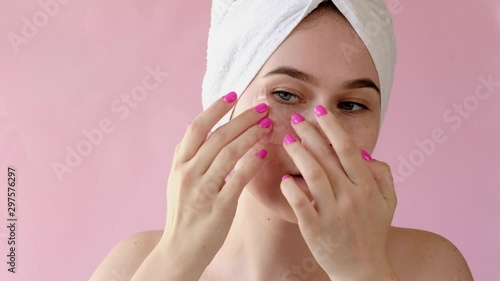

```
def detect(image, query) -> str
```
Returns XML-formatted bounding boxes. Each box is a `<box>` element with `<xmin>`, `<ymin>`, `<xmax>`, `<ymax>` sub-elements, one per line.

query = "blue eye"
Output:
<box><xmin>338</xmin><ymin>101</ymin><xmax>368</xmax><ymax>112</ymax></box>
<box><xmin>272</xmin><ymin>91</ymin><xmax>302</xmax><ymax>106</ymax></box>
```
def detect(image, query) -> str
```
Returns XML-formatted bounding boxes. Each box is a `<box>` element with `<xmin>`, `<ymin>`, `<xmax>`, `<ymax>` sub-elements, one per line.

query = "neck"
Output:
<box><xmin>211</xmin><ymin>188</ymin><xmax>330</xmax><ymax>281</ymax></box>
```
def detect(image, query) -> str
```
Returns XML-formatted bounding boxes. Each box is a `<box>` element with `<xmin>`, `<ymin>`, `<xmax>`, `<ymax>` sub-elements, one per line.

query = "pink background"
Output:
<box><xmin>0</xmin><ymin>0</ymin><xmax>499</xmax><ymax>280</ymax></box>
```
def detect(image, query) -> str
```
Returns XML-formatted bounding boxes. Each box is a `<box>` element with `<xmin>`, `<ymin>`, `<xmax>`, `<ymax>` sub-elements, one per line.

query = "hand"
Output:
<box><xmin>159</xmin><ymin>91</ymin><xmax>272</xmax><ymax>274</ymax></box>
<box><xmin>280</xmin><ymin>105</ymin><xmax>398</xmax><ymax>280</ymax></box>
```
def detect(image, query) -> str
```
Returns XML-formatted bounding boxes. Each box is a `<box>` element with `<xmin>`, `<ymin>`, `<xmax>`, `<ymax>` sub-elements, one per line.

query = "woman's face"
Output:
<box><xmin>231</xmin><ymin>11</ymin><xmax>381</xmax><ymax>223</ymax></box>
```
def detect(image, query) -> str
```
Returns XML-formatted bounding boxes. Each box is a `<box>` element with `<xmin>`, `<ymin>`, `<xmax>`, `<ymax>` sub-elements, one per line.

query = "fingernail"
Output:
<box><xmin>361</xmin><ymin>149</ymin><xmax>372</xmax><ymax>162</ymax></box>
<box><xmin>254</xmin><ymin>102</ymin><xmax>268</xmax><ymax>113</ymax></box>
<box><xmin>282</xmin><ymin>174</ymin><xmax>291</xmax><ymax>180</ymax></box>
<box><xmin>283</xmin><ymin>134</ymin><xmax>296</xmax><ymax>144</ymax></box>
<box><xmin>314</xmin><ymin>104</ymin><xmax>327</xmax><ymax>117</ymax></box>
<box><xmin>223</xmin><ymin>91</ymin><xmax>237</xmax><ymax>103</ymax></box>
<box><xmin>291</xmin><ymin>113</ymin><xmax>305</xmax><ymax>124</ymax></box>
<box><xmin>258</xmin><ymin>117</ymin><xmax>272</xmax><ymax>128</ymax></box>
<box><xmin>257</xmin><ymin>149</ymin><xmax>268</xmax><ymax>159</ymax></box>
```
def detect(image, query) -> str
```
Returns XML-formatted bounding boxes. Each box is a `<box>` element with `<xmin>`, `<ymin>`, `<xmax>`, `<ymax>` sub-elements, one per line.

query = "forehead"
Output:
<box><xmin>257</xmin><ymin>12</ymin><xmax>380</xmax><ymax>89</ymax></box>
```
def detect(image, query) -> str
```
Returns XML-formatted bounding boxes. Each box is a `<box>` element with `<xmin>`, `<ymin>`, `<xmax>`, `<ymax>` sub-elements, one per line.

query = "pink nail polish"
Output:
<box><xmin>361</xmin><ymin>149</ymin><xmax>372</xmax><ymax>162</ymax></box>
<box><xmin>223</xmin><ymin>91</ymin><xmax>237</xmax><ymax>103</ymax></box>
<box><xmin>291</xmin><ymin>113</ymin><xmax>305</xmax><ymax>124</ymax></box>
<box><xmin>257</xmin><ymin>149</ymin><xmax>268</xmax><ymax>159</ymax></box>
<box><xmin>284</xmin><ymin>134</ymin><xmax>296</xmax><ymax>144</ymax></box>
<box><xmin>282</xmin><ymin>174</ymin><xmax>291</xmax><ymax>180</ymax></box>
<box><xmin>258</xmin><ymin>117</ymin><xmax>272</xmax><ymax>128</ymax></box>
<box><xmin>254</xmin><ymin>103</ymin><xmax>268</xmax><ymax>113</ymax></box>
<box><xmin>314</xmin><ymin>105</ymin><xmax>327</xmax><ymax>117</ymax></box>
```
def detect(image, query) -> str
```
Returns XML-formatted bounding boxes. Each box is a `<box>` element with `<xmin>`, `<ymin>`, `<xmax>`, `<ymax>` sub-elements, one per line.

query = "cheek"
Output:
<box><xmin>231</xmin><ymin>87</ymin><xmax>258</xmax><ymax>118</ymax></box>
<box><xmin>340</xmin><ymin>117</ymin><xmax>380</xmax><ymax>152</ymax></box>
<box><xmin>241</xmin><ymin>142</ymin><xmax>287</xmax><ymax>188</ymax></box>
<box><xmin>244</xmin><ymin>152</ymin><xmax>288</xmax><ymax>198</ymax></box>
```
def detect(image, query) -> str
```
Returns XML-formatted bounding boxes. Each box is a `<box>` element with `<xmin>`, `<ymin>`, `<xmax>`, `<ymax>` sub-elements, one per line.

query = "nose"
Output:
<box><xmin>299</xmin><ymin>109</ymin><xmax>331</xmax><ymax>146</ymax></box>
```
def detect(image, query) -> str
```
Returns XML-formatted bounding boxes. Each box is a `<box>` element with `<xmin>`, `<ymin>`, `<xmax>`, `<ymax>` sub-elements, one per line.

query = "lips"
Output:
<box><xmin>292</xmin><ymin>175</ymin><xmax>309</xmax><ymax>189</ymax></box>
<box><xmin>287</xmin><ymin>174</ymin><xmax>313</xmax><ymax>201</ymax></box>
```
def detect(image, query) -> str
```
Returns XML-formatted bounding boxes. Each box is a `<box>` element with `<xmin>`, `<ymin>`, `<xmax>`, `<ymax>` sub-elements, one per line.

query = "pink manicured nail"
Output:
<box><xmin>291</xmin><ymin>113</ymin><xmax>305</xmax><ymax>124</ymax></box>
<box><xmin>283</xmin><ymin>134</ymin><xmax>296</xmax><ymax>144</ymax></box>
<box><xmin>223</xmin><ymin>91</ymin><xmax>237</xmax><ymax>103</ymax></box>
<box><xmin>254</xmin><ymin>103</ymin><xmax>268</xmax><ymax>113</ymax></box>
<box><xmin>361</xmin><ymin>149</ymin><xmax>372</xmax><ymax>162</ymax></box>
<box><xmin>282</xmin><ymin>174</ymin><xmax>291</xmax><ymax>180</ymax></box>
<box><xmin>314</xmin><ymin>104</ymin><xmax>327</xmax><ymax>117</ymax></box>
<box><xmin>258</xmin><ymin>117</ymin><xmax>272</xmax><ymax>128</ymax></box>
<box><xmin>257</xmin><ymin>149</ymin><xmax>268</xmax><ymax>159</ymax></box>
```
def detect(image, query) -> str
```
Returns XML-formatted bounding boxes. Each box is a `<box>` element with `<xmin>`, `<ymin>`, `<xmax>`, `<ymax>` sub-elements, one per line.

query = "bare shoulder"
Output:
<box><xmin>387</xmin><ymin>226</ymin><xmax>474</xmax><ymax>281</ymax></box>
<box><xmin>89</xmin><ymin>230</ymin><xmax>164</xmax><ymax>281</ymax></box>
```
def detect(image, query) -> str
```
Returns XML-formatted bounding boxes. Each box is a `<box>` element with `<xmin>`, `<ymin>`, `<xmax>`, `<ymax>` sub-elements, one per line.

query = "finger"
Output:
<box><xmin>366</xmin><ymin>160</ymin><xmax>397</xmax><ymax>213</ymax></box>
<box><xmin>290</xmin><ymin>113</ymin><xmax>351</xmax><ymax>196</ymax></box>
<box><xmin>280</xmin><ymin>176</ymin><xmax>319</xmax><ymax>226</ymax></box>
<box><xmin>191</xmin><ymin>102</ymin><xmax>270</xmax><ymax>175</ymax></box>
<box><xmin>314</xmin><ymin>104</ymin><xmax>372</xmax><ymax>185</ymax></box>
<box><xmin>203</xmin><ymin>121</ymin><xmax>272</xmax><ymax>195</ymax></box>
<box><xmin>177</xmin><ymin>91</ymin><xmax>240</xmax><ymax>163</ymax></box>
<box><xmin>283</xmin><ymin>134</ymin><xmax>336</xmax><ymax>214</ymax></box>
<box><xmin>218</xmin><ymin>147</ymin><xmax>269</xmax><ymax>204</ymax></box>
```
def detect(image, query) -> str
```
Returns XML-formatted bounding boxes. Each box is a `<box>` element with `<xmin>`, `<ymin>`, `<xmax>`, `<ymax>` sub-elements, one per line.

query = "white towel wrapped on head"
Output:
<box><xmin>201</xmin><ymin>0</ymin><xmax>397</xmax><ymax>132</ymax></box>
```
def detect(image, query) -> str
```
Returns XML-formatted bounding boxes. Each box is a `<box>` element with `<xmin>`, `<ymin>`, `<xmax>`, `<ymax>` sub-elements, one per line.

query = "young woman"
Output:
<box><xmin>91</xmin><ymin>1</ymin><xmax>474</xmax><ymax>280</ymax></box>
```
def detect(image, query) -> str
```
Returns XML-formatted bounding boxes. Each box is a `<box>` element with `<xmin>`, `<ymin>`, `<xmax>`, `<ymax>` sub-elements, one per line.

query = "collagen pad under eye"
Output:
<box><xmin>251</xmin><ymin>86</ymin><xmax>305</xmax><ymax>146</ymax></box>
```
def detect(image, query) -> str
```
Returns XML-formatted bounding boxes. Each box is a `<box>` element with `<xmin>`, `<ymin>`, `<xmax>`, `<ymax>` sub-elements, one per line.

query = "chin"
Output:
<box><xmin>244</xmin><ymin>173</ymin><xmax>307</xmax><ymax>225</ymax></box>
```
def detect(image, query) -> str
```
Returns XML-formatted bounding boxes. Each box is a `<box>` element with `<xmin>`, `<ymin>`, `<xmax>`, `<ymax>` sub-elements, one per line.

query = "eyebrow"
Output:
<box><xmin>263</xmin><ymin>66</ymin><xmax>380</xmax><ymax>95</ymax></box>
